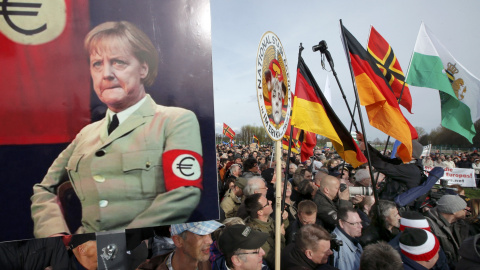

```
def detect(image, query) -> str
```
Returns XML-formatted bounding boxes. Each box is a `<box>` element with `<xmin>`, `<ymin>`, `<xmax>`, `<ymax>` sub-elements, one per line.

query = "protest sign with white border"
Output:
<box><xmin>424</xmin><ymin>166</ymin><xmax>476</xmax><ymax>187</ymax></box>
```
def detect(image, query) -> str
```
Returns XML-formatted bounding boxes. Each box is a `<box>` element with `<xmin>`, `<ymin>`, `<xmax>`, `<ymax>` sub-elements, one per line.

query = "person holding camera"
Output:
<box><xmin>312</xmin><ymin>174</ymin><xmax>352</xmax><ymax>232</ymax></box>
<box><xmin>331</xmin><ymin>207</ymin><xmax>363</xmax><ymax>270</ymax></box>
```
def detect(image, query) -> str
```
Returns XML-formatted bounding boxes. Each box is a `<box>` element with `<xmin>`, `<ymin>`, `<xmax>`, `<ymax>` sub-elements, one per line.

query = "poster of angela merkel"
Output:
<box><xmin>0</xmin><ymin>0</ymin><xmax>218</xmax><ymax>242</ymax></box>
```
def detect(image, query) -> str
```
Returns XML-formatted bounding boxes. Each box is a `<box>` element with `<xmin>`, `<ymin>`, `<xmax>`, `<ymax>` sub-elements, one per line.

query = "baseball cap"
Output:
<box><xmin>218</xmin><ymin>224</ymin><xmax>268</xmax><ymax>255</ymax></box>
<box><xmin>69</xmin><ymin>233</ymin><xmax>96</xmax><ymax>249</ymax></box>
<box><xmin>170</xmin><ymin>220</ymin><xmax>223</xmax><ymax>236</ymax></box>
<box><xmin>235</xmin><ymin>177</ymin><xmax>248</xmax><ymax>190</ymax></box>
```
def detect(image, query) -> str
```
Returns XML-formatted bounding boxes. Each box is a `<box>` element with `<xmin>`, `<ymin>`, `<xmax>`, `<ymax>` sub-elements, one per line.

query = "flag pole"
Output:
<box><xmin>313</xmin><ymin>41</ymin><xmax>360</xmax><ymax>134</ymax></box>
<box><xmin>274</xmin><ymin>139</ymin><xmax>282</xmax><ymax>270</ymax></box>
<box><xmin>340</xmin><ymin>19</ymin><xmax>381</xmax><ymax>219</ymax></box>
<box><xmin>313</xmin><ymin>40</ymin><xmax>361</xmax><ymax>178</ymax></box>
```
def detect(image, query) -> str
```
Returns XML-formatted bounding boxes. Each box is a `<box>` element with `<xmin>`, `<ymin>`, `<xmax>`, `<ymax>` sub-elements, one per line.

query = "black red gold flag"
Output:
<box><xmin>291</xmin><ymin>56</ymin><xmax>367</xmax><ymax>168</ymax></box>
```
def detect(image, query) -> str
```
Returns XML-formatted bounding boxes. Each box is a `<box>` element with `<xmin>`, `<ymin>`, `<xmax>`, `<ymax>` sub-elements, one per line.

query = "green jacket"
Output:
<box><xmin>244</xmin><ymin>216</ymin><xmax>289</xmax><ymax>269</ymax></box>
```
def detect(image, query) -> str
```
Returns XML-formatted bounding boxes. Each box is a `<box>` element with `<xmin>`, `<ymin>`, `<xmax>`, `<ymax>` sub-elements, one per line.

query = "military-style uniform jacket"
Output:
<box><xmin>31</xmin><ymin>95</ymin><xmax>202</xmax><ymax>237</ymax></box>
<box><xmin>219</xmin><ymin>189</ymin><xmax>241</xmax><ymax>218</ymax></box>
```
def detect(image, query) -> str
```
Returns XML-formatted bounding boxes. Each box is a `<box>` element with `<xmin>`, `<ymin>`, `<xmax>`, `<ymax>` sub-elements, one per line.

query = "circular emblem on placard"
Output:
<box><xmin>172</xmin><ymin>154</ymin><xmax>201</xmax><ymax>180</ymax></box>
<box><xmin>256</xmin><ymin>31</ymin><xmax>291</xmax><ymax>141</ymax></box>
<box><xmin>0</xmin><ymin>0</ymin><xmax>66</xmax><ymax>45</ymax></box>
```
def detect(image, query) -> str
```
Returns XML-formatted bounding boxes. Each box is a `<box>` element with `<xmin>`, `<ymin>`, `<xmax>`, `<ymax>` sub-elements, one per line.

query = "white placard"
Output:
<box><xmin>424</xmin><ymin>166</ymin><xmax>476</xmax><ymax>187</ymax></box>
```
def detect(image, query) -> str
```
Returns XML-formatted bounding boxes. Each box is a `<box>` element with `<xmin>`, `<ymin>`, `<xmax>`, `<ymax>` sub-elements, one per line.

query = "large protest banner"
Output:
<box><xmin>424</xmin><ymin>166</ymin><xmax>476</xmax><ymax>187</ymax></box>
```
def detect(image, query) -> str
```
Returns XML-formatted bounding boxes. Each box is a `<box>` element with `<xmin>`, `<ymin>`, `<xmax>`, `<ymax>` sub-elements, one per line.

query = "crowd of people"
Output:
<box><xmin>205</xmin><ymin>141</ymin><xmax>480</xmax><ymax>270</ymax></box>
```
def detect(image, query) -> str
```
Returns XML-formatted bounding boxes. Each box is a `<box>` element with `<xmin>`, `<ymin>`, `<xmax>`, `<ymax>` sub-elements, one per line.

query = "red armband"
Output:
<box><xmin>163</xmin><ymin>150</ymin><xmax>203</xmax><ymax>191</ymax></box>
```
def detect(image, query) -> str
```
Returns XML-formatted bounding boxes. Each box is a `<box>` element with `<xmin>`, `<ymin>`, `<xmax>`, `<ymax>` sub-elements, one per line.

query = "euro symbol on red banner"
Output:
<box><xmin>0</xmin><ymin>0</ymin><xmax>46</xmax><ymax>35</ymax></box>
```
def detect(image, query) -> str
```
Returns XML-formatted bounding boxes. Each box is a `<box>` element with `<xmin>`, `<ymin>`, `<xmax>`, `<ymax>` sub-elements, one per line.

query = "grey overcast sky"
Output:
<box><xmin>210</xmin><ymin>0</ymin><xmax>480</xmax><ymax>142</ymax></box>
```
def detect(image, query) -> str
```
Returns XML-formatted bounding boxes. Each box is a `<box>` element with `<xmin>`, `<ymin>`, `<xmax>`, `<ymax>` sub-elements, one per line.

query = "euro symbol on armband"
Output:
<box><xmin>0</xmin><ymin>0</ymin><xmax>46</xmax><ymax>35</ymax></box>
<box><xmin>176</xmin><ymin>156</ymin><xmax>195</xmax><ymax>177</ymax></box>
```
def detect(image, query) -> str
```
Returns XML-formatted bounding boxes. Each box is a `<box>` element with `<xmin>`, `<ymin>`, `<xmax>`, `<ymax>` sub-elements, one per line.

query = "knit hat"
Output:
<box><xmin>400</xmin><ymin>228</ymin><xmax>440</xmax><ymax>261</ymax></box>
<box><xmin>354</xmin><ymin>169</ymin><xmax>370</xmax><ymax>182</ymax></box>
<box><xmin>412</xmin><ymin>140</ymin><xmax>424</xmax><ymax>159</ymax></box>
<box><xmin>399</xmin><ymin>211</ymin><xmax>431</xmax><ymax>232</ymax></box>
<box><xmin>436</xmin><ymin>194</ymin><xmax>467</xmax><ymax>214</ymax></box>
<box><xmin>235</xmin><ymin>177</ymin><xmax>248</xmax><ymax>190</ymax></box>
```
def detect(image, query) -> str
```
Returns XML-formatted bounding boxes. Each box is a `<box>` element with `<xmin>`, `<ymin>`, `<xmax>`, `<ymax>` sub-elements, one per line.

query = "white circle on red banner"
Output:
<box><xmin>0</xmin><ymin>0</ymin><xmax>66</xmax><ymax>45</ymax></box>
<box><xmin>172</xmin><ymin>154</ymin><xmax>201</xmax><ymax>181</ymax></box>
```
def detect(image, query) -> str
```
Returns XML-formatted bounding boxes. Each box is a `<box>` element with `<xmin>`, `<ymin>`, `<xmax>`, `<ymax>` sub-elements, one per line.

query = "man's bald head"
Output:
<box><xmin>320</xmin><ymin>175</ymin><xmax>340</xmax><ymax>201</ymax></box>
<box><xmin>320</xmin><ymin>175</ymin><xmax>339</xmax><ymax>189</ymax></box>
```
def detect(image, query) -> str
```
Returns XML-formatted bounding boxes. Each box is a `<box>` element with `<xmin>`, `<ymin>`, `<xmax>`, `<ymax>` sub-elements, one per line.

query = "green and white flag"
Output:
<box><xmin>407</xmin><ymin>22</ymin><xmax>480</xmax><ymax>143</ymax></box>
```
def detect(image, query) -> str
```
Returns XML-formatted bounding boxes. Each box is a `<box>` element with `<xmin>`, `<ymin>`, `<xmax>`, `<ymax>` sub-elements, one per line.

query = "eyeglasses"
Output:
<box><xmin>262</xmin><ymin>200</ymin><xmax>271</xmax><ymax>208</ymax></box>
<box><xmin>235</xmin><ymin>249</ymin><xmax>261</xmax><ymax>256</ymax></box>
<box><xmin>341</xmin><ymin>219</ymin><xmax>362</xmax><ymax>227</ymax></box>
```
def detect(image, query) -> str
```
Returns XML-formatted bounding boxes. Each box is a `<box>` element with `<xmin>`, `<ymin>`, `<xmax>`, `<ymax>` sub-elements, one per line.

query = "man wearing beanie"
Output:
<box><xmin>221</xmin><ymin>177</ymin><xmax>248</xmax><ymax>219</ymax></box>
<box><xmin>424</xmin><ymin>194</ymin><xmax>469</xmax><ymax>268</ymax></box>
<box><xmin>399</xmin><ymin>228</ymin><xmax>440</xmax><ymax>270</ymax></box>
<box><xmin>389</xmin><ymin>212</ymin><xmax>449</xmax><ymax>270</ymax></box>
<box><xmin>218</xmin><ymin>224</ymin><xmax>268</xmax><ymax>270</ymax></box>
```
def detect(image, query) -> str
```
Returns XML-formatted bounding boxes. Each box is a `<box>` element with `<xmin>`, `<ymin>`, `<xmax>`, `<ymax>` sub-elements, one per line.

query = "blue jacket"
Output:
<box><xmin>332</xmin><ymin>227</ymin><xmax>362</xmax><ymax>270</ymax></box>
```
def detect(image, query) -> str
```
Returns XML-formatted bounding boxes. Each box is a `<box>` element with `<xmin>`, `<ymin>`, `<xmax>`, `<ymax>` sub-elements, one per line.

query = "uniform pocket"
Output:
<box><xmin>66</xmin><ymin>154</ymin><xmax>85</xmax><ymax>201</ymax></box>
<box><xmin>122</xmin><ymin>150</ymin><xmax>162</xmax><ymax>199</ymax></box>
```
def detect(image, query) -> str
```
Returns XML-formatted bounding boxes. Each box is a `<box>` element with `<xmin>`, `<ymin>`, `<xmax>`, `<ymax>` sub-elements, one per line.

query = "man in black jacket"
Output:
<box><xmin>312</xmin><ymin>174</ymin><xmax>352</xmax><ymax>232</ymax></box>
<box><xmin>357</xmin><ymin>133</ymin><xmax>424</xmax><ymax>202</ymax></box>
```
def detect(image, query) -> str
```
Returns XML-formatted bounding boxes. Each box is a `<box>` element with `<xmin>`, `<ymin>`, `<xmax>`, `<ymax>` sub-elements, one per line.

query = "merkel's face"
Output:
<box><xmin>270</xmin><ymin>77</ymin><xmax>284</xmax><ymax>124</ymax></box>
<box><xmin>90</xmin><ymin>40</ymin><xmax>148</xmax><ymax>112</ymax></box>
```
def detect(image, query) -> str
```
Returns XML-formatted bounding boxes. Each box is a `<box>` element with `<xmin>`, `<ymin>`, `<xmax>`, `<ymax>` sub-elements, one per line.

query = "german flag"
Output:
<box><xmin>253</xmin><ymin>135</ymin><xmax>259</xmax><ymax>143</ymax></box>
<box><xmin>291</xmin><ymin>56</ymin><xmax>367</xmax><ymax>168</ymax></box>
<box><xmin>342</xmin><ymin>25</ymin><xmax>417</xmax><ymax>162</ymax></box>
<box><xmin>223</xmin><ymin>123</ymin><xmax>235</xmax><ymax>140</ymax></box>
<box><xmin>367</xmin><ymin>26</ymin><xmax>413</xmax><ymax>113</ymax></box>
<box><xmin>282</xmin><ymin>121</ymin><xmax>300</xmax><ymax>154</ymax></box>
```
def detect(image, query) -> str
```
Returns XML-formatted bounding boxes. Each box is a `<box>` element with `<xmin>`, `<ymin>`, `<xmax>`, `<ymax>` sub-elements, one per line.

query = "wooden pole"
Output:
<box><xmin>274</xmin><ymin>140</ymin><xmax>282</xmax><ymax>270</ymax></box>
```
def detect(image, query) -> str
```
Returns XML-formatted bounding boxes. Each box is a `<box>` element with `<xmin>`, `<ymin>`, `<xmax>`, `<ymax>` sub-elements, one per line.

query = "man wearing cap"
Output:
<box><xmin>137</xmin><ymin>221</ymin><xmax>222</xmax><ymax>270</ymax></box>
<box><xmin>218</xmin><ymin>224</ymin><xmax>268</xmax><ymax>270</ymax></box>
<box><xmin>68</xmin><ymin>233</ymin><xmax>98</xmax><ymax>270</ymax></box>
<box><xmin>399</xmin><ymin>228</ymin><xmax>441</xmax><ymax>270</ymax></box>
<box><xmin>424</xmin><ymin>194</ymin><xmax>469</xmax><ymax>268</ymax></box>
<box><xmin>357</xmin><ymin>132</ymin><xmax>425</xmax><ymax>202</ymax></box>
<box><xmin>221</xmin><ymin>177</ymin><xmax>248</xmax><ymax>219</ymax></box>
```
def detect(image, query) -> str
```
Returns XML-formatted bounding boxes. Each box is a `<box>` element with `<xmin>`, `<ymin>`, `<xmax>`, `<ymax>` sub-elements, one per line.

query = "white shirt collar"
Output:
<box><xmin>107</xmin><ymin>95</ymin><xmax>147</xmax><ymax>125</ymax></box>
